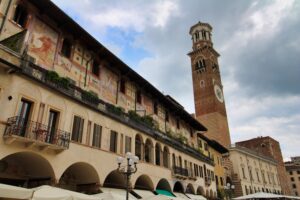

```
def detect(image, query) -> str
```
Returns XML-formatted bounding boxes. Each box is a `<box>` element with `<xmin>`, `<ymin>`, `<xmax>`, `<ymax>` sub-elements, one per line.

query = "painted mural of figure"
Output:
<box><xmin>30</xmin><ymin>36</ymin><xmax>53</xmax><ymax>60</ymax></box>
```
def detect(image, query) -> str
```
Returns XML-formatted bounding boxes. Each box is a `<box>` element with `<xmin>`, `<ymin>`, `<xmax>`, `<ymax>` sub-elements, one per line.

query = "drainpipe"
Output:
<box><xmin>0</xmin><ymin>0</ymin><xmax>13</xmax><ymax>36</ymax></box>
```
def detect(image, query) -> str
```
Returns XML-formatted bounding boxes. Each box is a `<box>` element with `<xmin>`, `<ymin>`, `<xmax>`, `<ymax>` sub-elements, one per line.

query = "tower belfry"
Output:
<box><xmin>188</xmin><ymin>21</ymin><xmax>231</xmax><ymax>148</ymax></box>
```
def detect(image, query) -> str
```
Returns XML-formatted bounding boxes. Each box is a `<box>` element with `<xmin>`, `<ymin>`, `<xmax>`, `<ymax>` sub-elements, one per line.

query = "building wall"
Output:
<box><xmin>285</xmin><ymin>158</ymin><xmax>300</xmax><ymax>196</ymax></box>
<box><xmin>229</xmin><ymin>146</ymin><xmax>281</xmax><ymax>197</ymax></box>
<box><xmin>236</xmin><ymin>137</ymin><xmax>291</xmax><ymax>195</ymax></box>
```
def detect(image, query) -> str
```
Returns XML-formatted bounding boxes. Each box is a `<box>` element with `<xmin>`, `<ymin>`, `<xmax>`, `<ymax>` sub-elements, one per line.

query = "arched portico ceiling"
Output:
<box><xmin>197</xmin><ymin>186</ymin><xmax>204</xmax><ymax>195</ymax></box>
<box><xmin>103</xmin><ymin>170</ymin><xmax>126</xmax><ymax>189</ymax></box>
<box><xmin>173</xmin><ymin>181</ymin><xmax>184</xmax><ymax>193</ymax></box>
<box><xmin>59</xmin><ymin>162</ymin><xmax>100</xmax><ymax>186</ymax></box>
<box><xmin>134</xmin><ymin>174</ymin><xmax>154</xmax><ymax>191</ymax></box>
<box><xmin>0</xmin><ymin>152</ymin><xmax>55</xmax><ymax>186</ymax></box>
<box><xmin>186</xmin><ymin>183</ymin><xmax>195</xmax><ymax>194</ymax></box>
<box><xmin>156</xmin><ymin>178</ymin><xmax>172</xmax><ymax>193</ymax></box>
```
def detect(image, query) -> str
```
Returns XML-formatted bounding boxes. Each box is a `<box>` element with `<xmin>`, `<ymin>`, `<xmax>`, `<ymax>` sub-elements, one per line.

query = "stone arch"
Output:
<box><xmin>103</xmin><ymin>170</ymin><xmax>125</xmax><ymax>189</ymax></box>
<box><xmin>144</xmin><ymin>138</ymin><xmax>154</xmax><ymax>163</ymax></box>
<box><xmin>134</xmin><ymin>174</ymin><xmax>154</xmax><ymax>191</ymax></box>
<box><xmin>155</xmin><ymin>143</ymin><xmax>162</xmax><ymax>166</ymax></box>
<box><xmin>135</xmin><ymin>134</ymin><xmax>143</xmax><ymax>160</ymax></box>
<box><xmin>163</xmin><ymin>146</ymin><xmax>169</xmax><ymax>168</ymax></box>
<box><xmin>173</xmin><ymin>181</ymin><xmax>184</xmax><ymax>193</ymax></box>
<box><xmin>58</xmin><ymin>162</ymin><xmax>100</xmax><ymax>194</ymax></box>
<box><xmin>0</xmin><ymin>151</ymin><xmax>55</xmax><ymax>187</ymax></box>
<box><xmin>186</xmin><ymin>183</ymin><xmax>195</xmax><ymax>194</ymax></box>
<box><xmin>156</xmin><ymin>178</ymin><xmax>172</xmax><ymax>193</ymax></box>
<box><xmin>197</xmin><ymin>186</ymin><xmax>204</xmax><ymax>195</ymax></box>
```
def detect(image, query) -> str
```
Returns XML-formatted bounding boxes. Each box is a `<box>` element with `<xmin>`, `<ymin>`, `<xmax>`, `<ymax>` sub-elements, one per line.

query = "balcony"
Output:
<box><xmin>172</xmin><ymin>166</ymin><xmax>189</xmax><ymax>179</ymax></box>
<box><xmin>3</xmin><ymin>116</ymin><xmax>70</xmax><ymax>152</ymax></box>
<box><xmin>205</xmin><ymin>176</ymin><xmax>212</xmax><ymax>186</ymax></box>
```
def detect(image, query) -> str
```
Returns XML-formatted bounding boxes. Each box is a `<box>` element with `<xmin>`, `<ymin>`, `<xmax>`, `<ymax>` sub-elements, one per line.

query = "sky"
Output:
<box><xmin>52</xmin><ymin>0</ymin><xmax>300</xmax><ymax>160</ymax></box>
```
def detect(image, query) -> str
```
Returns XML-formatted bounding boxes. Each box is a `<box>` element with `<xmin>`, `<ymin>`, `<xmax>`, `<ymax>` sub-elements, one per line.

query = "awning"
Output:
<box><xmin>156</xmin><ymin>189</ymin><xmax>175</xmax><ymax>197</ymax></box>
<box><xmin>32</xmin><ymin>185</ymin><xmax>98</xmax><ymax>200</ymax></box>
<box><xmin>0</xmin><ymin>183</ymin><xmax>33</xmax><ymax>199</ymax></box>
<box><xmin>173</xmin><ymin>192</ymin><xmax>190</xmax><ymax>199</ymax></box>
<box><xmin>233</xmin><ymin>192</ymin><xmax>284</xmax><ymax>199</ymax></box>
<box><xmin>133</xmin><ymin>189</ymin><xmax>156</xmax><ymax>199</ymax></box>
<box><xmin>186</xmin><ymin>193</ymin><xmax>207</xmax><ymax>200</ymax></box>
<box><xmin>96</xmin><ymin>187</ymin><xmax>137</xmax><ymax>200</ymax></box>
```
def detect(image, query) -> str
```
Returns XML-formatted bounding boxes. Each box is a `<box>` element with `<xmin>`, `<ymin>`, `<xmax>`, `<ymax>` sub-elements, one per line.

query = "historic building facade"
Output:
<box><xmin>0</xmin><ymin>0</ymin><xmax>225</xmax><ymax>199</ymax></box>
<box><xmin>285</xmin><ymin>157</ymin><xmax>300</xmax><ymax>196</ymax></box>
<box><xmin>236</xmin><ymin>137</ymin><xmax>291</xmax><ymax>195</ymax></box>
<box><xmin>188</xmin><ymin>22</ymin><xmax>231</xmax><ymax>148</ymax></box>
<box><xmin>229</xmin><ymin>144</ymin><xmax>282</xmax><ymax>197</ymax></box>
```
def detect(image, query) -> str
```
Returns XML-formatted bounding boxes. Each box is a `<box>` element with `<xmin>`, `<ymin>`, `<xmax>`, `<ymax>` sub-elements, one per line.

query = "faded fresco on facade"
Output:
<box><xmin>100</xmin><ymin>67</ymin><xmax>118</xmax><ymax>104</ymax></box>
<box><xmin>28</xmin><ymin>18</ymin><xmax>58</xmax><ymax>69</ymax></box>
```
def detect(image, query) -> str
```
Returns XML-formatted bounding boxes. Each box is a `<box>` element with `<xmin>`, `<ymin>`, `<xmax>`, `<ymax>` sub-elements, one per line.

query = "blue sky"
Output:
<box><xmin>52</xmin><ymin>0</ymin><xmax>300</xmax><ymax>160</ymax></box>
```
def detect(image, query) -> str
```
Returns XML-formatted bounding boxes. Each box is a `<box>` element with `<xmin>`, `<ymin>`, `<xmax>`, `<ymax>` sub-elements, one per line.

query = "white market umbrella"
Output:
<box><xmin>32</xmin><ymin>185</ymin><xmax>99</xmax><ymax>200</ymax></box>
<box><xmin>0</xmin><ymin>183</ymin><xmax>33</xmax><ymax>199</ymax></box>
<box><xmin>233</xmin><ymin>192</ymin><xmax>284</xmax><ymax>199</ymax></box>
<box><xmin>144</xmin><ymin>194</ymin><xmax>184</xmax><ymax>200</ymax></box>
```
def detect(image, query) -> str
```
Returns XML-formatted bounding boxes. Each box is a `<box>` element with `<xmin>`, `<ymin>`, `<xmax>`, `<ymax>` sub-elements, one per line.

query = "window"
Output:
<box><xmin>211</xmin><ymin>171</ymin><xmax>215</xmax><ymax>181</ymax></box>
<box><xmin>194</xmin><ymin>164</ymin><xmax>198</xmax><ymax>176</ymax></box>
<box><xmin>125</xmin><ymin>136</ymin><xmax>131</xmax><ymax>153</ymax></box>
<box><xmin>155</xmin><ymin>144</ymin><xmax>161</xmax><ymax>166</ymax></box>
<box><xmin>176</xmin><ymin>119</ymin><xmax>180</xmax><ymax>129</ymax></box>
<box><xmin>92</xmin><ymin>124</ymin><xmax>102</xmax><ymax>148</ymax></box>
<box><xmin>290</xmin><ymin>171</ymin><xmax>293</xmax><ymax>175</ymax></box>
<box><xmin>61</xmin><ymin>39</ymin><xmax>72</xmax><ymax>58</ymax></box>
<box><xmin>242</xmin><ymin>167</ymin><xmax>246</xmax><ymax>179</ymax></box>
<box><xmin>72</xmin><ymin>116</ymin><xmax>84</xmax><ymax>143</ymax></box>
<box><xmin>297</xmin><ymin>171</ymin><xmax>300</xmax><ymax>174</ymax></box>
<box><xmin>256</xmin><ymin>171</ymin><xmax>260</xmax><ymax>182</ymax></box>
<box><xmin>47</xmin><ymin>110</ymin><xmax>59</xmax><ymax>144</ymax></box>
<box><xmin>292</xmin><ymin>184</ymin><xmax>297</xmax><ymax>189</ymax></box>
<box><xmin>249</xmin><ymin>168</ymin><xmax>253</xmax><ymax>180</ymax></box>
<box><xmin>120</xmin><ymin>79</ymin><xmax>126</xmax><ymax>94</ymax></box>
<box><xmin>199</xmin><ymin>166</ymin><xmax>203</xmax><ymax>178</ymax></box>
<box><xmin>198</xmin><ymin>138</ymin><xmax>203</xmax><ymax>148</ymax></box>
<box><xmin>13</xmin><ymin>5</ymin><xmax>28</xmax><ymax>28</ymax></box>
<box><xmin>110</xmin><ymin>131</ymin><xmax>118</xmax><ymax>153</ymax></box>
<box><xmin>136</xmin><ymin>90</ymin><xmax>142</xmax><ymax>104</ymax></box>
<box><xmin>202</xmin><ymin>31</ymin><xmax>207</xmax><ymax>40</ymax></box>
<box><xmin>195</xmin><ymin>59</ymin><xmax>206</xmax><ymax>72</ymax></box>
<box><xmin>189</xmin><ymin>128</ymin><xmax>193</xmax><ymax>138</ymax></box>
<box><xmin>153</xmin><ymin>102</ymin><xmax>158</xmax><ymax>114</ymax></box>
<box><xmin>204</xmin><ymin>143</ymin><xmax>208</xmax><ymax>151</ymax></box>
<box><xmin>291</xmin><ymin>177</ymin><xmax>295</xmax><ymax>182</ymax></box>
<box><xmin>92</xmin><ymin>60</ymin><xmax>100</xmax><ymax>76</ymax></box>
<box><xmin>17</xmin><ymin>99</ymin><xmax>33</xmax><ymax>136</ymax></box>
<box><xmin>165</xmin><ymin>111</ymin><xmax>169</xmax><ymax>122</ymax></box>
<box><xmin>220</xmin><ymin>177</ymin><xmax>224</xmax><ymax>186</ymax></box>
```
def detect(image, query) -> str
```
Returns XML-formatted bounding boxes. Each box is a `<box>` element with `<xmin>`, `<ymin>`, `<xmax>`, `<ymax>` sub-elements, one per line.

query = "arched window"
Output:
<box><xmin>172</xmin><ymin>154</ymin><xmax>176</xmax><ymax>168</ymax></box>
<box><xmin>163</xmin><ymin>146</ymin><xmax>169</xmax><ymax>168</ymax></box>
<box><xmin>135</xmin><ymin>135</ymin><xmax>143</xmax><ymax>160</ymax></box>
<box><xmin>179</xmin><ymin>156</ymin><xmax>182</xmax><ymax>168</ymax></box>
<box><xmin>144</xmin><ymin>139</ymin><xmax>153</xmax><ymax>163</ymax></box>
<box><xmin>155</xmin><ymin>143</ymin><xmax>161</xmax><ymax>166</ymax></box>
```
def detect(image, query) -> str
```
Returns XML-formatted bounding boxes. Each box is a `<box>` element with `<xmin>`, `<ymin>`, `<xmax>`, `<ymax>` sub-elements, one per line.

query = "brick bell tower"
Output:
<box><xmin>188</xmin><ymin>21</ymin><xmax>231</xmax><ymax>148</ymax></box>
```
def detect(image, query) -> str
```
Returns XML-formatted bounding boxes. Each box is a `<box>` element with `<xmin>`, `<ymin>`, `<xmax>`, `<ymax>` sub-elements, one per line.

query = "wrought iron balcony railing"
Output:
<box><xmin>4</xmin><ymin>116</ymin><xmax>70</xmax><ymax>149</ymax></box>
<box><xmin>173</xmin><ymin>166</ymin><xmax>189</xmax><ymax>177</ymax></box>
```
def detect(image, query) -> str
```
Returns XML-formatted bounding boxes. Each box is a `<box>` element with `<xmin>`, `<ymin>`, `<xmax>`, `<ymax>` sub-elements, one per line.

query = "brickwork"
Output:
<box><xmin>236</xmin><ymin>137</ymin><xmax>292</xmax><ymax>195</ymax></box>
<box><xmin>189</xmin><ymin>22</ymin><xmax>231</xmax><ymax>148</ymax></box>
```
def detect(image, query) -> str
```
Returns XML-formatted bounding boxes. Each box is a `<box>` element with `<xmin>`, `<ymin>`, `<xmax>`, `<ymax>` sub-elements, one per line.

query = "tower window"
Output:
<box><xmin>13</xmin><ymin>5</ymin><xmax>28</xmax><ymax>28</ymax></box>
<box><xmin>196</xmin><ymin>59</ymin><xmax>206</xmax><ymax>73</ymax></box>
<box><xmin>61</xmin><ymin>39</ymin><xmax>72</xmax><ymax>58</ymax></box>
<box><xmin>194</xmin><ymin>32</ymin><xmax>199</xmax><ymax>41</ymax></box>
<box><xmin>202</xmin><ymin>31</ymin><xmax>207</xmax><ymax>40</ymax></box>
<box><xmin>92</xmin><ymin>60</ymin><xmax>100</xmax><ymax>76</ymax></box>
<box><xmin>212</xmin><ymin>63</ymin><xmax>219</xmax><ymax>72</ymax></box>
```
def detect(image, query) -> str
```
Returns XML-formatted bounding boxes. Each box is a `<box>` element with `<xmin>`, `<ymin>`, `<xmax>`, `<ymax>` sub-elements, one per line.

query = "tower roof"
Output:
<box><xmin>189</xmin><ymin>21</ymin><xmax>213</xmax><ymax>34</ymax></box>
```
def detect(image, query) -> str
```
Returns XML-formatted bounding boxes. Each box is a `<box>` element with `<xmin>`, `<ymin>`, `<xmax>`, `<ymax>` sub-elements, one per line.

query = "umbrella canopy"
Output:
<box><xmin>0</xmin><ymin>183</ymin><xmax>33</xmax><ymax>199</ymax></box>
<box><xmin>233</xmin><ymin>192</ymin><xmax>284</xmax><ymax>199</ymax></box>
<box><xmin>32</xmin><ymin>185</ymin><xmax>99</xmax><ymax>200</ymax></box>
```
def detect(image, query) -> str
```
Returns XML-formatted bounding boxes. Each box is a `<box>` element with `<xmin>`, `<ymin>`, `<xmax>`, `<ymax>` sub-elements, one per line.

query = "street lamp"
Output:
<box><xmin>116</xmin><ymin>152</ymin><xmax>139</xmax><ymax>200</ymax></box>
<box><xmin>224</xmin><ymin>183</ymin><xmax>235</xmax><ymax>200</ymax></box>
